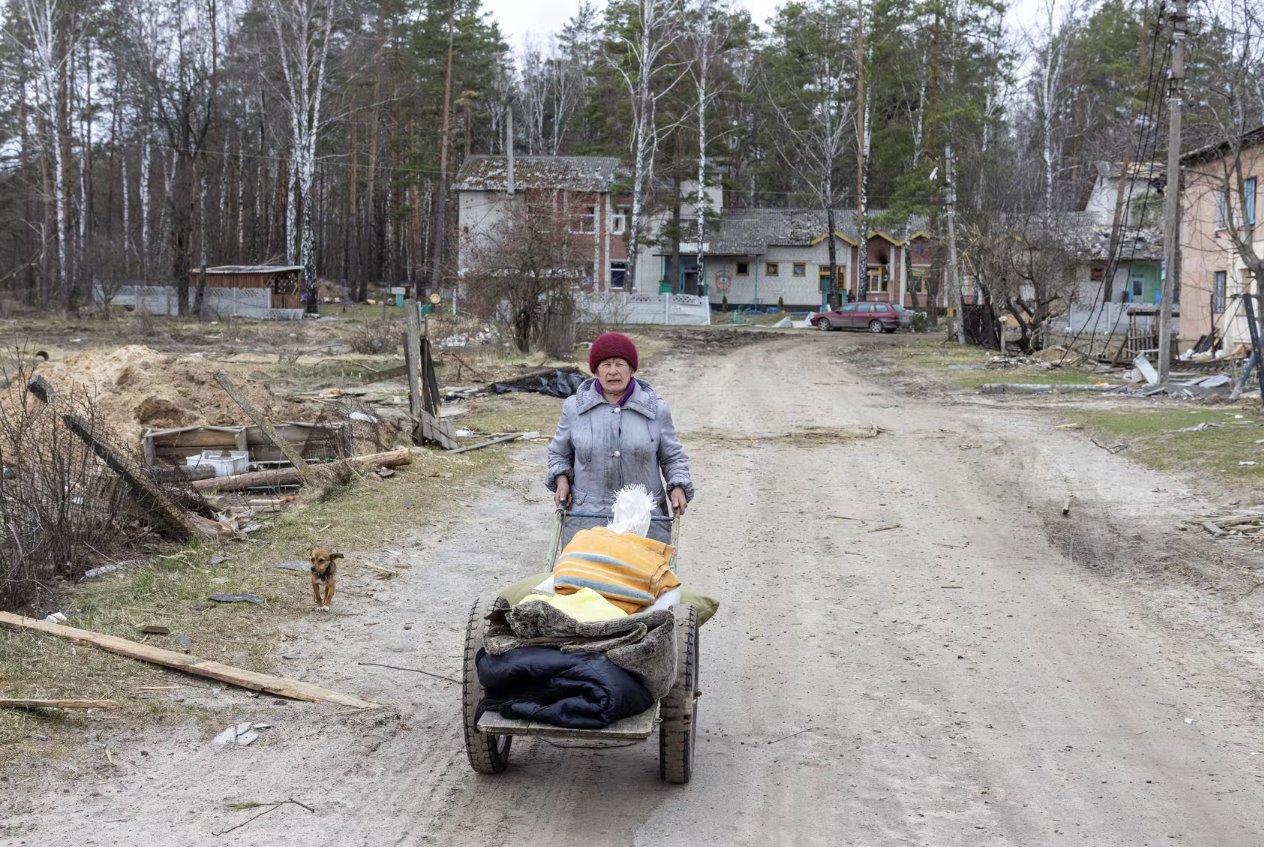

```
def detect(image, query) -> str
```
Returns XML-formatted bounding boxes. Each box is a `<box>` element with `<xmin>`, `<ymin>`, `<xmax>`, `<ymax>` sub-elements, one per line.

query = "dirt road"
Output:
<box><xmin>7</xmin><ymin>333</ymin><xmax>1264</xmax><ymax>846</ymax></box>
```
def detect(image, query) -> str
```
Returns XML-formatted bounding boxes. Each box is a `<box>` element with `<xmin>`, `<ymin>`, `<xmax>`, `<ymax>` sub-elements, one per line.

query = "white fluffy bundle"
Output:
<box><xmin>607</xmin><ymin>484</ymin><xmax>656</xmax><ymax>537</ymax></box>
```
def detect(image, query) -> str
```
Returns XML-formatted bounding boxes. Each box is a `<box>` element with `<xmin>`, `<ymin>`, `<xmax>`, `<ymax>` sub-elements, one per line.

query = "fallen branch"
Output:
<box><xmin>0</xmin><ymin>698</ymin><xmax>119</xmax><ymax>710</ymax></box>
<box><xmin>214</xmin><ymin>798</ymin><xmax>315</xmax><ymax>837</ymax></box>
<box><xmin>357</xmin><ymin>661</ymin><xmax>459</xmax><ymax>685</ymax></box>
<box><xmin>0</xmin><ymin>612</ymin><xmax>379</xmax><ymax>709</ymax></box>
<box><xmin>192</xmin><ymin>448</ymin><xmax>412</xmax><ymax>494</ymax></box>
<box><xmin>448</xmin><ymin>433</ymin><xmax>530</xmax><ymax>455</ymax></box>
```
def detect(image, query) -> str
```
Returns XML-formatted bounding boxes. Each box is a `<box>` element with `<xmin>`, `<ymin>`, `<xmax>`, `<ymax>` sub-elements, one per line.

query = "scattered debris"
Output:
<box><xmin>1193</xmin><ymin>512</ymin><xmax>1264</xmax><ymax>539</ymax></box>
<box><xmin>176</xmin><ymin>635</ymin><xmax>193</xmax><ymax>652</ymax></box>
<box><xmin>83</xmin><ymin>564</ymin><xmax>118</xmax><ymax>579</ymax></box>
<box><xmin>0</xmin><ymin>611</ymin><xmax>380</xmax><ymax>708</ymax></box>
<box><xmin>41</xmin><ymin>611</ymin><xmax>67</xmax><ymax>624</ymax></box>
<box><xmin>273</xmin><ymin>561</ymin><xmax>311</xmax><ymax>573</ymax></box>
<box><xmin>210</xmin><ymin>593</ymin><xmax>265</xmax><ymax>605</ymax></box>
<box><xmin>349</xmin><ymin>411</ymin><xmax>379</xmax><ymax>424</ymax></box>
<box><xmin>1061</xmin><ymin>496</ymin><xmax>1073</xmax><ymax>516</ymax></box>
<box><xmin>866</xmin><ymin>524</ymin><xmax>902</xmax><ymax>533</ymax></box>
<box><xmin>1054</xmin><ymin>423</ymin><xmax>1084</xmax><ymax>431</ymax></box>
<box><xmin>213</xmin><ymin>722</ymin><xmax>266</xmax><ymax>747</ymax></box>
<box><xmin>138</xmin><ymin>624</ymin><xmax>171</xmax><ymax>635</ymax></box>
<box><xmin>0</xmin><ymin>698</ymin><xmax>118</xmax><ymax>710</ymax></box>
<box><xmin>192</xmin><ymin>447</ymin><xmax>412</xmax><ymax>494</ymax></box>
<box><xmin>979</xmin><ymin>383</ymin><xmax>1116</xmax><ymax>395</ymax></box>
<box><xmin>209</xmin><ymin>556</ymin><xmax>227</xmax><ymax>566</ymax></box>
<box><xmin>1171</xmin><ymin>422</ymin><xmax>1221</xmax><ymax>433</ymax></box>
<box><xmin>1133</xmin><ymin>354</ymin><xmax>1160</xmax><ymax>386</ymax></box>
<box><xmin>491</xmin><ymin>367</ymin><xmax>585</xmax><ymax>398</ymax></box>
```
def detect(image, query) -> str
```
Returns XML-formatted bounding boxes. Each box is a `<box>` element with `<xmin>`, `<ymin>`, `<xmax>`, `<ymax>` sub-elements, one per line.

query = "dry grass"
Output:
<box><xmin>0</xmin><ymin>387</ymin><xmax>566</xmax><ymax>777</ymax></box>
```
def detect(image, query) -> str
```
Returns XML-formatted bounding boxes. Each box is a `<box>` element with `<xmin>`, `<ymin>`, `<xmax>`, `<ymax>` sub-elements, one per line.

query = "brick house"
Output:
<box><xmin>1178</xmin><ymin>125</ymin><xmax>1264</xmax><ymax>350</ymax></box>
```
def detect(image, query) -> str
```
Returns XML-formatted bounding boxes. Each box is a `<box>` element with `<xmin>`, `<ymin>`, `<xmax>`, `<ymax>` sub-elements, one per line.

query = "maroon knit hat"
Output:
<box><xmin>588</xmin><ymin>332</ymin><xmax>639</xmax><ymax>373</ymax></box>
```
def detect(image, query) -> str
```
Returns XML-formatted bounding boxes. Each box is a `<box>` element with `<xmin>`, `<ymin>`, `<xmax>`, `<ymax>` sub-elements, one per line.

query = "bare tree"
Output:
<box><xmin>605</xmin><ymin>0</ymin><xmax>690</xmax><ymax>291</ymax></box>
<box><xmin>463</xmin><ymin>191</ymin><xmax>588</xmax><ymax>352</ymax></box>
<box><xmin>687</xmin><ymin>0</ymin><xmax>733</xmax><ymax>285</ymax></box>
<box><xmin>267</xmin><ymin>0</ymin><xmax>338</xmax><ymax>313</ymax></box>
<box><xmin>6</xmin><ymin>0</ymin><xmax>78</xmax><ymax>311</ymax></box>
<box><xmin>764</xmin><ymin>8</ymin><xmax>854</xmax><ymax>305</ymax></box>
<box><xmin>121</xmin><ymin>0</ymin><xmax>222</xmax><ymax>315</ymax></box>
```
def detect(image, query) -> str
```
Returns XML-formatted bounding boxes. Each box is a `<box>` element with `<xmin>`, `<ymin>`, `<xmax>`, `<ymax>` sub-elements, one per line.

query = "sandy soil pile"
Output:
<box><xmin>30</xmin><ymin>345</ymin><xmax>304</xmax><ymax>446</ymax></box>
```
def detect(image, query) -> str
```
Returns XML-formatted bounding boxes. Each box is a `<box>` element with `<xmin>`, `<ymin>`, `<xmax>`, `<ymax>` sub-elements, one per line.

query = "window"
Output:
<box><xmin>609</xmin><ymin>260</ymin><xmax>627</xmax><ymax>290</ymax></box>
<box><xmin>766</xmin><ymin>262</ymin><xmax>779</xmax><ymax>276</ymax></box>
<box><xmin>736</xmin><ymin>261</ymin><xmax>750</xmax><ymax>276</ymax></box>
<box><xmin>840</xmin><ymin>304</ymin><xmax>858</xmax><ymax>314</ymax></box>
<box><xmin>867</xmin><ymin>267</ymin><xmax>889</xmax><ymax>293</ymax></box>
<box><xmin>1213</xmin><ymin>270</ymin><xmax>1227</xmax><ymax>313</ymax></box>
<box><xmin>611</xmin><ymin>207</ymin><xmax>629</xmax><ymax>234</ymax></box>
<box><xmin>792</xmin><ymin>262</ymin><xmax>806</xmax><ymax>277</ymax></box>
<box><xmin>1217</xmin><ymin>190</ymin><xmax>1229</xmax><ymax>229</ymax></box>
<box><xmin>910</xmin><ymin>269</ymin><xmax>927</xmax><ymax>293</ymax></box>
<box><xmin>1246</xmin><ymin>177</ymin><xmax>1258</xmax><ymax>226</ymax></box>
<box><xmin>570</xmin><ymin>204</ymin><xmax>597</xmax><ymax>234</ymax></box>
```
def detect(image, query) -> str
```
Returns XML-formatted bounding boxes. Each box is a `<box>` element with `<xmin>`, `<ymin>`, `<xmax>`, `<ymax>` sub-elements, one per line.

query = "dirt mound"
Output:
<box><xmin>28</xmin><ymin>345</ymin><xmax>304</xmax><ymax>447</ymax></box>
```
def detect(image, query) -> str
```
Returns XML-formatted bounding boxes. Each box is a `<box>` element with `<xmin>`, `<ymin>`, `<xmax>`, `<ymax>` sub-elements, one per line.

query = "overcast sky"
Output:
<box><xmin>485</xmin><ymin>0</ymin><xmax>1044</xmax><ymax>52</ymax></box>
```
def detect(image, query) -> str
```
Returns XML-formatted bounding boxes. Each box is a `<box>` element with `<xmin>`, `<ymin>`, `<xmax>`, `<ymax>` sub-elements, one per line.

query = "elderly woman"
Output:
<box><xmin>547</xmin><ymin>332</ymin><xmax>693</xmax><ymax>545</ymax></box>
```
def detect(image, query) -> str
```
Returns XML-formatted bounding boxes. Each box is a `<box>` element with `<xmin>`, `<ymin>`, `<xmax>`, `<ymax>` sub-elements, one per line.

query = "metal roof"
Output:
<box><xmin>204</xmin><ymin>265</ymin><xmax>303</xmax><ymax>274</ymax></box>
<box><xmin>666</xmin><ymin>208</ymin><xmax>931</xmax><ymax>256</ymax></box>
<box><xmin>454</xmin><ymin>155</ymin><xmax>620</xmax><ymax>193</ymax></box>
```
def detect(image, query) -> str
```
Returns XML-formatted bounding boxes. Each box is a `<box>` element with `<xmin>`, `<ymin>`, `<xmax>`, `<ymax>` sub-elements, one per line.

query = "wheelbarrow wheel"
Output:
<box><xmin>462</xmin><ymin>598</ymin><xmax>511</xmax><ymax>774</ymax></box>
<box><xmin>659</xmin><ymin>604</ymin><xmax>699</xmax><ymax>784</ymax></box>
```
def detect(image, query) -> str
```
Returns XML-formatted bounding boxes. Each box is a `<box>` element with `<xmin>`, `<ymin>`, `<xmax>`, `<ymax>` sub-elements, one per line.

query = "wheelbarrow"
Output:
<box><xmin>461</xmin><ymin>509</ymin><xmax>700</xmax><ymax>783</ymax></box>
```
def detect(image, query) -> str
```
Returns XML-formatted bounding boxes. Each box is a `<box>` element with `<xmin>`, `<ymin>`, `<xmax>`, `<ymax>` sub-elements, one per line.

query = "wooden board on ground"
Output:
<box><xmin>0</xmin><ymin>612</ymin><xmax>379</xmax><ymax>710</ymax></box>
<box><xmin>191</xmin><ymin>447</ymin><xmax>411</xmax><ymax>493</ymax></box>
<box><xmin>477</xmin><ymin>703</ymin><xmax>659</xmax><ymax>741</ymax></box>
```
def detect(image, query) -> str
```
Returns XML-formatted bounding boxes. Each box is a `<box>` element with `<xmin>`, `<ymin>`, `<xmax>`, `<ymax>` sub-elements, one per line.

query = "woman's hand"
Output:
<box><xmin>554</xmin><ymin>476</ymin><xmax>572</xmax><ymax>508</ymax></box>
<box><xmin>669</xmin><ymin>486</ymin><xmax>688</xmax><ymax>516</ymax></box>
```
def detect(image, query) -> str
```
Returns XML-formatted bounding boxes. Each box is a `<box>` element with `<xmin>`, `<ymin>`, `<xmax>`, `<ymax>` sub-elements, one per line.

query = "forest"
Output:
<box><xmin>0</xmin><ymin>0</ymin><xmax>1261</xmax><ymax>316</ymax></box>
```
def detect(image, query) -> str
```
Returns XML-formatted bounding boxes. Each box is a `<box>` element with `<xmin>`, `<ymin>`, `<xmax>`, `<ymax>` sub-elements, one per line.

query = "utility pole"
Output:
<box><xmin>1158</xmin><ymin>0</ymin><xmax>1187</xmax><ymax>384</ymax></box>
<box><xmin>944</xmin><ymin>142</ymin><xmax>964</xmax><ymax>345</ymax></box>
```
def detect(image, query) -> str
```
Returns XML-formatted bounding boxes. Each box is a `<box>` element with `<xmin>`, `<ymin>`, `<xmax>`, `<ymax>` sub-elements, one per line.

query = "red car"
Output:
<box><xmin>811</xmin><ymin>302</ymin><xmax>903</xmax><ymax>333</ymax></box>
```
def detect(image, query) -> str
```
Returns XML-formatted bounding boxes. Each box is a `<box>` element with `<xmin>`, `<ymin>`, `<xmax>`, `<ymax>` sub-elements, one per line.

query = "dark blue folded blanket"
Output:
<box><xmin>477</xmin><ymin>646</ymin><xmax>655</xmax><ymax>729</ymax></box>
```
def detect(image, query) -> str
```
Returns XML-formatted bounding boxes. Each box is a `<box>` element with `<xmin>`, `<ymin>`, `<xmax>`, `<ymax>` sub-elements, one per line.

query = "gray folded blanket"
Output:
<box><xmin>485</xmin><ymin>599</ymin><xmax>678</xmax><ymax>700</ymax></box>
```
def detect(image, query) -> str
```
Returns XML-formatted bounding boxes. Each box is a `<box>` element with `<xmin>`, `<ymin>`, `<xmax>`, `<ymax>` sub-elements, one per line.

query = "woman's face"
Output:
<box><xmin>596</xmin><ymin>357</ymin><xmax>633</xmax><ymax>397</ymax></box>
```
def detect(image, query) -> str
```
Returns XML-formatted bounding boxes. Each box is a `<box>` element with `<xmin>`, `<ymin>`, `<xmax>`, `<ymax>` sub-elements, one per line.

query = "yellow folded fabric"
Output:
<box><xmin>516</xmin><ymin>587</ymin><xmax>629</xmax><ymax>622</ymax></box>
<box><xmin>553</xmin><ymin>527</ymin><xmax>680</xmax><ymax>614</ymax></box>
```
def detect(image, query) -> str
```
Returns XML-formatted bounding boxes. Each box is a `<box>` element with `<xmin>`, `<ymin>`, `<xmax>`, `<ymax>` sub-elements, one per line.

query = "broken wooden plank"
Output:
<box><xmin>448</xmin><ymin>433</ymin><xmax>529</xmax><ymax>455</ymax></box>
<box><xmin>0</xmin><ymin>698</ymin><xmax>119</xmax><ymax>710</ymax></box>
<box><xmin>0</xmin><ymin>612</ymin><xmax>379</xmax><ymax>710</ymax></box>
<box><xmin>212</xmin><ymin>371</ymin><xmax>312</xmax><ymax>482</ymax></box>
<box><xmin>192</xmin><ymin>447</ymin><xmax>411</xmax><ymax>494</ymax></box>
<box><xmin>27</xmin><ymin>376</ymin><xmax>212</xmax><ymax>541</ymax></box>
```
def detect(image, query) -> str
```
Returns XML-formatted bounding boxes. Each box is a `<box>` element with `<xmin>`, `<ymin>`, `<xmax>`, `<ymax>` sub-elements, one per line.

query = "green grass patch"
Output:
<box><xmin>1065</xmin><ymin>408</ymin><xmax>1264</xmax><ymax>484</ymax></box>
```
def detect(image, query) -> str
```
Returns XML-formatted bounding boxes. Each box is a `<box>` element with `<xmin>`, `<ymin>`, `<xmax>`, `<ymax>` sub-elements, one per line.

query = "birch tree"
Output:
<box><xmin>267</xmin><ymin>0</ymin><xmax>338</xmax><ymax>313</ymax></box>
<box><xmin>6</xmin><ymin>0</ymin><xmax>76</xmax><ymax>310</ymax></box>
<box><xmin>686</xmin><ymin>0</ymin><xmax>734</xmax><ymax>285</ymax></box>
<box><xmin>604</xmin><ymin>0</ymin><xmax>690</xmax><ymax>290</ymax></box>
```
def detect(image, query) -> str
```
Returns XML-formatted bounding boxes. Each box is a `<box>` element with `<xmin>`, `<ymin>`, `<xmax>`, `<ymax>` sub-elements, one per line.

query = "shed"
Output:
<box><xmin>188</xmin><ymin>265</ymin><xmax>304</xmax><ymax>309</ymax></box>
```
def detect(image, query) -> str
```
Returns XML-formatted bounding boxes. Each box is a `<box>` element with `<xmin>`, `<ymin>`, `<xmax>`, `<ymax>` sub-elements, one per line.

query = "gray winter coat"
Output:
<box><xmin>546</xmin><ymin>377</ymin><xmax>693</xmax><ymax>545</ymax></box>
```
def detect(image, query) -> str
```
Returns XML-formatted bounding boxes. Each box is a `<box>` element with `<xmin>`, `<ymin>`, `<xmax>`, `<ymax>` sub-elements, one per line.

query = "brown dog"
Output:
<box><xmin>309</xmin><ymin>547</ymin><xmax>343</xmax><ymax>609</ymax></box>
